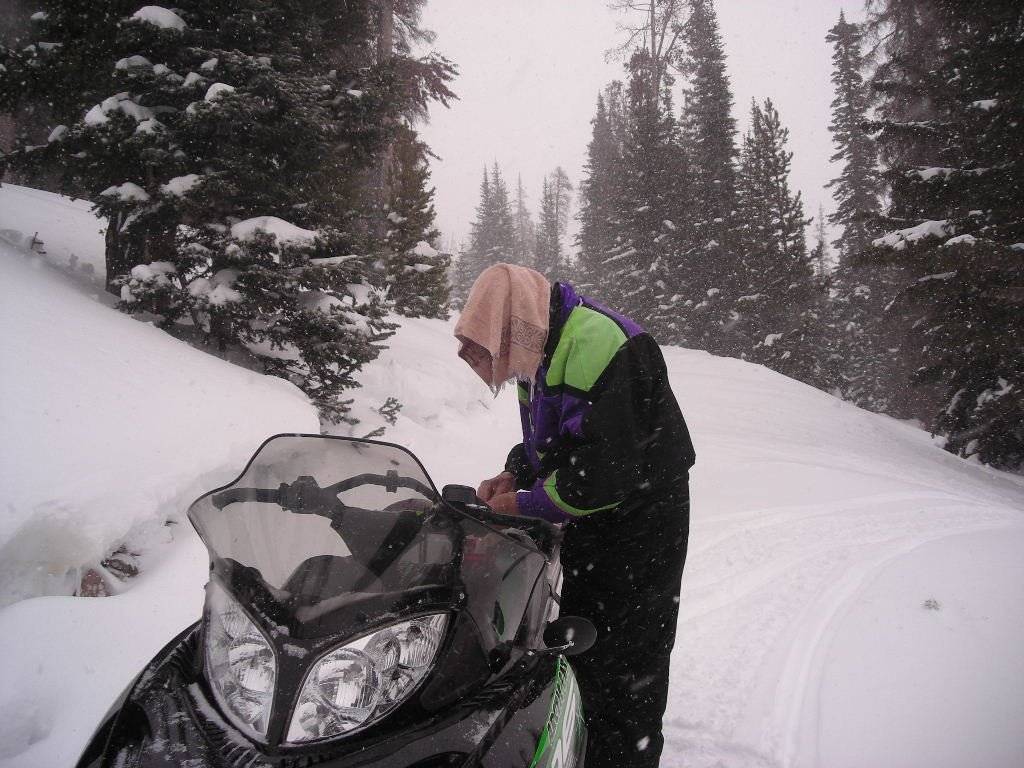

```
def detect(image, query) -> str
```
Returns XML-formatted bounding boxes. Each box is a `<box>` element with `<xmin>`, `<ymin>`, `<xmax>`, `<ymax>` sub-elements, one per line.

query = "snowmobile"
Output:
<box><xmin>76</xmin><ymin>434</ymin><xmax>595</xmax><ymax>768</ymax></box>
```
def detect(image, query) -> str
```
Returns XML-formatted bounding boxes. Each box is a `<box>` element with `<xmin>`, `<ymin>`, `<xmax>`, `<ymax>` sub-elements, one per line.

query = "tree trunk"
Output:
<box><xmin>104</xmin><ymin>215</ymin><xmax>130</xmax><ymax>296</ymax></box>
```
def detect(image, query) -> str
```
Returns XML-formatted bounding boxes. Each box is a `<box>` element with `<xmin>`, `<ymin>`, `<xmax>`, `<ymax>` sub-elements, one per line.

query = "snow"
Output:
<box><xmin>230</xmin><ymin>216</ymin><xmax>317</xmax><ymax>246</ymax></box>
<box><xmin>0</xmin><ymin>246</ymin><xmax>316</xmax><ymax>610</ymax></box>
<box><xmin>873</xmin><ymin>220</ymin><xmax>954</xmax><ymax>251</ymax></box>
<box><xmin>412</xmin><ymin>240</ymin><xmax>438</xmax><ymax>258</ymax></box>
<box><xmin>907</xmin><ymin>166</ymin><xmax>955</xmax><ymax>181</ymax></box>
<box><xmin>762</xmin><ymin>332</ymin><xmax>783</xmax><ymax>347</ymax></box>
<box><xmin>204</xmin><ymin>82</ymin><xmax>235</xmax><ymax>102</ymax></box>
<box><xmin>29</xmin><ymin>11</ymin><xmax>48</xmax><ymax>21</ymax></box>
<box><xmin>186</xmin><ymin>269</ymin><xmax>242</xmax><ymax>306</ymax></box>
<box><xmin>309</xmin><ymin>254</ymin><xmax>360</xmax><ymax>267</ymax></box>
<box><xmin>943</xmin><ymin>234</ymin><xmax>977</xmax><ymax>247</ymax></box>
<box><xmin>46</xmin><ymin>125</ymin><xmax>67</xmax><ymax>143</ymax></box>
<box><xmin>1</xmin><ymin>189</ymin><xmax>1023</xmax><ymax>768</ymax></box>
<box><xmin>970</xmin><ymin>99</ymin><xmax>998</xmax><ymax>111</ymax></box>
<box><xmin>129</xmin><ymin>261</ymin><xmax>175</xmax><ymax>283</ymax></box>
<box><xmin>159</xmin><ymin>173</ymin><xmax>202</xmax><ymax>196</ymax></box>
<box><xmin>126</xmin><ymin>6</ymin><xmax>187</xmax><ymax>31</ymax></box>
<box><xmin>133</xmin><ymin>117</ymin><xmax>163</xmax><ymax>134</ymax></box>
<box><xmin>916</xmin><ymin>271</ymin><xmax>958</xmax><ymax>283</ymax></box>
<box><xmin>83</xmin><ymin>92</ymin><xmax>155</xmax><ymax>126</ymax></box>
<box><xmin>0</xmin><ymin>185</ymin><xmax>105</xmax><ymax>282</ymax></box>
<box><xmin>99</xmin><ymin>181</ymin><xmax>150</xmax><ymax>202</ymax></box>
<box><xmin>114</xmin><ymin>54</ymin><xmax>152</xmax><ymax>71</ymax></box>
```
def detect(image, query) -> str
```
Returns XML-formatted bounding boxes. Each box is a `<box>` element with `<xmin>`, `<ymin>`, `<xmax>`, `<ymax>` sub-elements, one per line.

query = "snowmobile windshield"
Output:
<box><xmin>187</xmin><ymin>434</ymin><xmax>546</xmax><ymax>640</ymax></box>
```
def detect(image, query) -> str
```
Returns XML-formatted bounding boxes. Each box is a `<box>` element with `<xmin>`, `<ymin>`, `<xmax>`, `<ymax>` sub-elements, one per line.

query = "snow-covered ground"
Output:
<box><xmin>0</xmin><ymin>187</ymin><xmax>1022</xmax><ymax>767</ymax></box>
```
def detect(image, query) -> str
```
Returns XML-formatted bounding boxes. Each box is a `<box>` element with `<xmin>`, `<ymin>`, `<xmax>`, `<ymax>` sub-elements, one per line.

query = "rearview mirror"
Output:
<box><xmin>543</xmin><ymin>616</ymin><xmax>597</xmax><ymax>656</ymax></box>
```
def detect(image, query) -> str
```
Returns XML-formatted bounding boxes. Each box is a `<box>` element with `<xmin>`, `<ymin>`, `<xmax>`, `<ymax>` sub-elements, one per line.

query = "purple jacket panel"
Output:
<box><xmin>514</xmin><ymin>282</ymin><xmax>645</xmax><ymax>523</ymax></box>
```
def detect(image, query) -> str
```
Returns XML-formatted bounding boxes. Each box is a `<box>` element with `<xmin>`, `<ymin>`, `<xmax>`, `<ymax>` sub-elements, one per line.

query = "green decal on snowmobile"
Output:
<box><xmin>530</xmin><ymin>657</ymin><xmax>584</xmax><ymax>768</ymax></box>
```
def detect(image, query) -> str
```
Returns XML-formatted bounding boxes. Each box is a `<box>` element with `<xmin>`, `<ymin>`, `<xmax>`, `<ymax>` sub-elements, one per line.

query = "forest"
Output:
<box><xmin>2</xmin><ymin>0</ymin><xmax>1022</xmax><ymax>469</ymax></box>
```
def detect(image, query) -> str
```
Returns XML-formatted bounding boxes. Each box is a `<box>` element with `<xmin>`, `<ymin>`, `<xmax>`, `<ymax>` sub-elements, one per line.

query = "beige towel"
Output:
<box><xmin>455</xmin><ymin>264</ymin><xmax>551</xmax><ymax>389</ymax></box>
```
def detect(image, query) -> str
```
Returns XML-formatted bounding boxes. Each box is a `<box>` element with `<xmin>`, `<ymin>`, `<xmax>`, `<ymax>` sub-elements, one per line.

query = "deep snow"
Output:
<box><xmin>0</xmin><ymin>187</ymin><xmax>1022</xmax><ymax>767</ymax></box>
<box><xmin>0</xmin><ymin>240</ymin><xmax>317</xmax><ymax>608</ymax></box>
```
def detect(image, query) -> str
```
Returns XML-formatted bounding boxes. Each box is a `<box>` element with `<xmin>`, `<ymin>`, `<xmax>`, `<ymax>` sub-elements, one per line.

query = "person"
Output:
<box><xmin>454</xmin><ymin>263</ymin><xmax>695</xmax><ymax>768</ymax></box>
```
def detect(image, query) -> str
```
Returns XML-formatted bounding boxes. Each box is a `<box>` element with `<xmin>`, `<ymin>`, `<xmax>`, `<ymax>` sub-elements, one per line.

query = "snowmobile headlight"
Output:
<box><xmin>204</xmin><ymin>581</ymin><xmax>277</xmax><ymax>740</ymax></box>
<box><xmin>286</xmin><ymin>613</ymin><xmax>448</xmax><ymax>743</ymax></box>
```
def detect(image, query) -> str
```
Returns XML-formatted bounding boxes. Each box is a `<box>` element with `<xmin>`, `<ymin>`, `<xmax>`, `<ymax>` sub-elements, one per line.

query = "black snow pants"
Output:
<box><xmin>558</xmin><ymin>481</ymin><xmax>689</xmax><ymax>768</ymax></box>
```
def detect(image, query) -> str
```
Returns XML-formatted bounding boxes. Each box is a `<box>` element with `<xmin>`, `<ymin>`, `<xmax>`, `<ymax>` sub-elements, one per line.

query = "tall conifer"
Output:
<box><xmin>867</xmin><ymin>0</ymin><xmax>1024</xmax><ymax>468</ymax></box>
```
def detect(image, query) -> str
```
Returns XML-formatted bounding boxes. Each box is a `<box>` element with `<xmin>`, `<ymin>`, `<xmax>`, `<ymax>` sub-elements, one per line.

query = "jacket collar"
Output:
<box><xmin>543</xmin><ymin>281</ymin><xmax>581</xmax><ymax>362</ymax></box>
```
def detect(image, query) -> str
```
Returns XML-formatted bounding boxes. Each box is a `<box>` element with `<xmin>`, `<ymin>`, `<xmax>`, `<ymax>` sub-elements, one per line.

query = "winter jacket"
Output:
<box><xmin>505</xmin><ymin>282</ymin><xmax>695</xmax><ymax>523</ymax></box>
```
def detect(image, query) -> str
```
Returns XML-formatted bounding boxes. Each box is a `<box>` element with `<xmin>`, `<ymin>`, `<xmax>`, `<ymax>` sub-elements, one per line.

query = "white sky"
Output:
<box><xmin>418</xmin><ymin>0</ymin><xmax>864</xmax><ymax>252</ymax></box>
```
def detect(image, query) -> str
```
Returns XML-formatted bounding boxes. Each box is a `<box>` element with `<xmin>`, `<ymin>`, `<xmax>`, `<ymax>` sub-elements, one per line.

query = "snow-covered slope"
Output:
<box><xmin>0</xmin><ymin>246</ymin><xmax>318</xmax><ymax>607</ymax></box>
<box><xmin>0</xmin><ymin>184</ymin><xmax>106</xmax><ymax>282</ymax></box>
<box><xmin>0</xmin><ymin>187</ymin><xmax>1022</xmax><ymax>767</ymax></box>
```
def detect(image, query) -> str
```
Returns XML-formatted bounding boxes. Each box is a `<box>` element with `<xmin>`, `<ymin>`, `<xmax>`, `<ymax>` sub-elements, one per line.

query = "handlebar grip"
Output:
<box><xmin>211</xmin><ymin>488</ymin><xmax>280</xmax><ymax>510</ymax></box>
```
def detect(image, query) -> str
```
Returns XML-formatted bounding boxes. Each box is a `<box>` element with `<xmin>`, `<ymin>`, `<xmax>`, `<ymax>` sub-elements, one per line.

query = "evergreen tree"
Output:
<box><xmin>455</xmin><ymin>167</ymin><xmax>492</xmax><ymax>299</ymax></box>
<box><xmin>1</xmin><ymin>0</ymin><xmax>454</xmax><ymax>423</ymax></box>
<box><xmin>602</xmin><ymin>50</ymin><xmax>687</xmax><ymax>332</ymax></box>
<box><xmin>811</xmin><ymin>205</ymin><xmax>829</xmax><ymax>277</ymax></box>
<box><xmin>458</xmin><ymin>162</ymin><xmax>516</xmax><ymax>294</ymax></box>
<box><xmin>383</xmin><ymin>124</ymin><xmax>449</xmax><ymax>318</ymax></box>
<box><xmin>734</xmin><ymin>99</ymin><xmax>826</xmax><ymax>385</ymax></box>
<box><xmin>535</xmin><ymin>176</ymin><xmax>560</xmax><ymax>278</ymax></box>
<box><xmin>825</xmin><ymin>11</ymin><xmax>882</xmax><ymax>258</ymax></box>
<box><xmin>679</xmin><ymin>0</ymin><xmax>740</xmax><ymax>344</ymax></box>
<box><xmin>577</xmin><ymin>87</ymin><xmax>626</xmax><ymax>295</ymax></box>
<box><xmin>511</xmin><ymin>174</ymin><xmax>536</xmax><ymax>268</ymax></box>
<box><xmin>535</xmin><ymin>167</ymin><xmax>573</xmax><ymax>279</ymax></box>
<box><xmin>822</xmin><ymin>10</ymin><xmax>910</xmax><ymax>415</ymax></box>
<box><xmin>867</xmin><ymin>0</ymin><xmax>1024</xmax><ymax>469</ymax></box>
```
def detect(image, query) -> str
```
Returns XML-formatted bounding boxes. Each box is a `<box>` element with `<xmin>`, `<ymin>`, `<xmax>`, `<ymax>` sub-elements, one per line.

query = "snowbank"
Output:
<box><xmin>0</xmin><ymin>184</ymin><xmax>105</xmax><ymax>282</ymax></box>
<box><xmin>0</xmin><ymin>247</ymin><xmax>317</xmax><ymax>608</ymax></box>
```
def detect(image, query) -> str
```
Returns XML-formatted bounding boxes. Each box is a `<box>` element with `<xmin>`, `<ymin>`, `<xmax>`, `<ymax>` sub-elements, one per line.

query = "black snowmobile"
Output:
<box><xmin>77</xmin><ymin>434</ymin><xmax>595</xmax><ymax>768</ymax></box>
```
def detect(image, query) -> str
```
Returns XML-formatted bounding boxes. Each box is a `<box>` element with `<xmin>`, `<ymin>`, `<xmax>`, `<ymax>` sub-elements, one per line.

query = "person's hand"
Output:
<box><xmin>488</xmin><ymin>492</ymin><xmax>520</xmax><ymax>516</ymax></box>
<box><xmin>477</xmin><ymin>471</ymin><xmax>515</xmax><ymax>502</ymax></box>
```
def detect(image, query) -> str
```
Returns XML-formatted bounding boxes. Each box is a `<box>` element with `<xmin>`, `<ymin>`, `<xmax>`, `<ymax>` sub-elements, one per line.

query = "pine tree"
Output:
<box><xmin>577</xmin><ymin>91</ymin><xmax>622</xmax><ymax>293</ymax></box>
<box><xmin>488</xmin><ymin>162</ymin><xmax>516</xmax><ymax>262</ymax></box>
<box><xmin>867</xmin><ymin>0</ymin><xmax>1024</xmax><ymax>469</ymax></box>
<box><xmin>535</xmin><ymin>176</ymin><xmax>560</xmax><ymax>278</ymax></box>
<box><xmin>1</xmin><ymin>0</ymin><xmax>454</xmax><ymax>423</ymax></box>
<box><xmin>458</xmin><ymin>162</ymin><xmax>516</xmax><ymax>294</ymax></box>
<box><xmin>811</xmin><ymin>205</ymin><xmax>829</xmax><ymax>277</ymax></box>
<box><xmin>602</xmin><ymin>50</ymin><xmax>686</xmax><ymax>332</ymax></box>
<box><xmin>511</xmin><ymin>174</ymin><xmax>536</xmax><ymax>268</ymax></box>
<box><xmin>383</xmin><ymin>124</ymin><xmax>449</xmax><ymax>319</ymax></box>
<box><xmin>826</xmin><ymin>11</ymin><xmax>882</xmax><ymax>258</ymax></box>
<box><xmin>734</xmin><ymin>99</ymin><xmax>826</xmax><ymax>385</ymax></box>
<box><xmin>822</xmin><ymin>10</ymin><xmax>910</xmax><ymax>414</ymax></box>
<box><xmin>679</xmin><ymin>0</ymin><xmax>737</xmax><ymax>346</ymax></box>
<box><xmin>535</xmin><ymin>167</ymin><xmax>573</xmax><ymax>279</ymax></box>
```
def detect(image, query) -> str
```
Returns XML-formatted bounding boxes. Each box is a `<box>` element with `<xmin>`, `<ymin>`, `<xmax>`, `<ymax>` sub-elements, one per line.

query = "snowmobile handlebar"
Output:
<box><xmin>210</xmin><ymin>472</ymin><xmax>437</xmax><ymax>513</ymax></box>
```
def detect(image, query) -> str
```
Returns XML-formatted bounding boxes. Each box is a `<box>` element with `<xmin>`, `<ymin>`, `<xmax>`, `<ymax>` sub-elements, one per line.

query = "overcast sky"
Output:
<box><xmin>418</xmin><ymin>0</ymin><xmax>864</xmax><ymax>253</ymax></box>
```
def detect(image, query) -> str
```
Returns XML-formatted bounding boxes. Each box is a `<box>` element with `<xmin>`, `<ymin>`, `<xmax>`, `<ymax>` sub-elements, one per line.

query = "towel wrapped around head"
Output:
<box><xmin>454</xmin><ymin>263</ymin><xmax>551</xmax><ymax>389</ymax></box>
